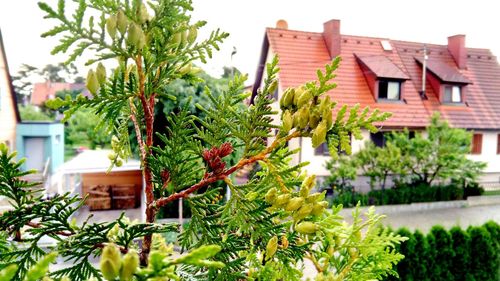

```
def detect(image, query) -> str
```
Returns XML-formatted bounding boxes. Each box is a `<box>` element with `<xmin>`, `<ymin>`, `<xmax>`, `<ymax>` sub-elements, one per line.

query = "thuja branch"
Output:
<box><xmin>26</xmin><ymin>222</ymin><xmax>74</xmax><ymax>237</ymax></box>
<box><xmin>151</xmin><ymin>131</ymin><xmax>301</xmax><ymax>209</ymax></box>
<box><xmin>130</xmin><ymin>100</ymin><xmax>146</xmax><ymax>160</ymax></box>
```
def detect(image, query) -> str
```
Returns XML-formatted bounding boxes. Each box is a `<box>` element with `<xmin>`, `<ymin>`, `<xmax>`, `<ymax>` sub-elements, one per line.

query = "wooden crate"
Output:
<box><xmin>87</xmin><ymin>196</ymin><xmax>112</xmax><ymax>210</ymax></box>
<box><xmin>111</xmin><ymin>184</ymin><xmax>137</xmax><ymax>209</ymax></box>
<box><xmin>87</xmin><ymin>185</ymin><xmax>112</xmax><ymax>210</ymax></box>
<box><xmin>112</xmin><ymin>195</ymin><xmax>136</xmax><ymax>209</ymax></box>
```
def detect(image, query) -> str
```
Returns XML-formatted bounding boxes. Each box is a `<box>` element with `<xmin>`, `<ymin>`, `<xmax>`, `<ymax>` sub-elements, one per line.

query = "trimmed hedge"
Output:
<box><xmin>330</xmin><ymin>182</ymin><xmax>484</xmax><ymax>207</ymax></box>
<box><xmin>384</xmin><ymin>221</ymin><xmax>500</xmax><ymax>281</ymax></box>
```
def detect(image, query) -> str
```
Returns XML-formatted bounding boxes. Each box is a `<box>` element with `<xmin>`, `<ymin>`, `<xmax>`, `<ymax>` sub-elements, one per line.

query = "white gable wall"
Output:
<box><xmin>0</xmin><ymin>41</ymin><xmax>17</xmax><ymax>150</ymax></box>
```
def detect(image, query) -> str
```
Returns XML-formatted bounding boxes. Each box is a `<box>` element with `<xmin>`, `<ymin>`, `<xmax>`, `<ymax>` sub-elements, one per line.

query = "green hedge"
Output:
<box><xmin>384</xmin><ymin>221</ymin><xmax>500</xmax><ymax>281</ymax></box>
<box><xmin>330</xmin><ymin>183</ymin><xmax>484</xmax><ymax>207</ymax></box>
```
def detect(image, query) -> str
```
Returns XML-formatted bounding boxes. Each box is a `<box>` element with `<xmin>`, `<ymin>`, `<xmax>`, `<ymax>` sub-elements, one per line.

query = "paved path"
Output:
<box><xmin>340</xmin><ymin>203</ymin><xmax>500</xmax><ymax>233</ymax></box>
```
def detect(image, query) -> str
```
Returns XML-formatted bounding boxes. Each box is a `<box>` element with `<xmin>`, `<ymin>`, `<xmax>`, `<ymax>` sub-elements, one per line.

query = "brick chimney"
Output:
<box><xmin>323</xmin><ymin>19</ymin><xmax>341</xmax><ymax>58</ymax></box>
<box><xmin>448</xmin><ymin>34</ymin><xmax>467</xmax><ymax>69</ymax></box>
<box><xmin>276</xmin><ymin>19</ymin><xmax>288</xmax><ymax>29</ymax></box>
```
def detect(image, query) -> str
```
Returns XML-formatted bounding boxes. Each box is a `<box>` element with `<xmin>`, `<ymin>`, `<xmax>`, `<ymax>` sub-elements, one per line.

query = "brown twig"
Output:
<box><xmin>130</xmin><ymin>101</ymin><xmax>146</xmax><ymax>161</ymax></box>
<box><xmin>151</xmin><ymin>131</ymin><xmax>301</xmax><ymax>209</ymax></box>
<box><xmin>94</xmin><ymin>242</ymin><xmax>129</xmax><ymax>254</ymax></box>
<box><xmin>27</xmin><ymin>222</ymin><xmax>128</xmax><ymax>254</ymax></box>
<box><xmin>27</xmin><ymin>221</ymin><xmax>74</xmax><ymax>237</ymax></box>
<box><xmin>134</xmin><ymin>54</ymin><xmax>157</xmax><ymax>263</ymax></box>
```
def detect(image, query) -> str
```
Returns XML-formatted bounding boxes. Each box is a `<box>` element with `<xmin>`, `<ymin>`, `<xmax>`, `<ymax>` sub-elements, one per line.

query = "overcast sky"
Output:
<box><xmin>1</xmin><ymin>0</ymin><xmax>499</xmax><ymax>84</ymax></box>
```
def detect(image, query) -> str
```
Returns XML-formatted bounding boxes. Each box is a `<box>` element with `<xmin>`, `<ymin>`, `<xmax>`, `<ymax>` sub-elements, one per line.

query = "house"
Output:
<box><xmin>0</xmin><ymin>29</ymin><xmax>20</xmax><ymax>151</ymax></box>
<box><xmin>1</xmin><ymin>29</ymin><xmax>64</xmax><ymax>195</ymax></box>
<box><xmin>31</xmin><ymin>81</ymin><xmax>89</xmax><ymax>106</ymax></box>
<box><xmin>252</xmin><ymin>19</ymin><xmax>500</xmax><ymax>187</ymax></box>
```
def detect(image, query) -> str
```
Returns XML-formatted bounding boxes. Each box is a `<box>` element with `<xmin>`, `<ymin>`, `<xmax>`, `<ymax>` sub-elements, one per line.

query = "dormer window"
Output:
<box><xmin>414</xmin><ymin>57</ymin><xmax>471</xmax><ymax>104</ymax></box>
<box><xmin>354</xmin><ymin>54</ymin><xmax>409</xmax><ymax>103</ymax></box>
<box><xmin>443</xmin><ymin>85</ymin><xmax>462</xmax><ymax>103</ymax></box>
<box><xmin>378</xmin><ymin>80</ymin><xmax>401</xmax><ymax>101</ymax></box>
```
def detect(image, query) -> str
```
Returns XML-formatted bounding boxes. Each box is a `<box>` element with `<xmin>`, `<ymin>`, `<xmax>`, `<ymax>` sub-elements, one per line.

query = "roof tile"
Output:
<box><xmin>263</xmin><ymin>27</ymin><xmax>500</xmax><ymax>129</ymax></box>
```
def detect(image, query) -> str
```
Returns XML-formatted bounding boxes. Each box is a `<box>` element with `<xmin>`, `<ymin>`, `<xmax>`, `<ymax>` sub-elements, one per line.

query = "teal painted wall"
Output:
<box><xmin>16</xmin><ymin>122</ymin><xmax>64</xmax><ymax>174</ymax></box>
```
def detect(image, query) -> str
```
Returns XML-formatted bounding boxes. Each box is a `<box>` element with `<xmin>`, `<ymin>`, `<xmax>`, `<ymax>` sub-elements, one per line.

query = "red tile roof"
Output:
<box><xmin>255</xmin><ymin>27</ymin><xmax>500</xmax><ymax>130</ymax></box>
<box><xmin>31</xmin><ymin>82</ymin><xmax>89</xmax><ymax>105</ymax></box>
<box><xmin>415</xmin><ymin>57</ymin><xmax>470</xmax><ymax>84</ymax></box>
<box><xmin>355</xmin><ymin>54</ymin><xmax>410</xmax><ymax>80</ymax></box>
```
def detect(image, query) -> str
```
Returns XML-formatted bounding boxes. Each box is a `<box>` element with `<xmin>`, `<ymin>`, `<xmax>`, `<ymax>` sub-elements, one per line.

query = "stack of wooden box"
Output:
<box><xmin>86</xmin><ymin>185</ymin><xmax>112</xmax><ymax>210</ymax></box>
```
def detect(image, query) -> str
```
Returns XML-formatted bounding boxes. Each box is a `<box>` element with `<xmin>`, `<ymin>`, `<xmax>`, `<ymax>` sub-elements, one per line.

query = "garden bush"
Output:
<box><xmin>429</xmin><ymin>226</ymin><xmax>454</xmax><ymax>281</ymax></box>
<box><xmin>468</xmin><ymin>226</ymin><xmax>498</xmax><ymax>281</ymax></box>
<box><xmin>329</xmin><ymin>182</ymin><xmax>474</xmax><ymax>207</ymax></box>
<box><xmin>410</xmin><ymin>230</ymin><xmax>430</xmax><ymax>281</ymax></box>
<box><xmin>384</xmin><ymin>222</ymin><xmax>500</xmax><ymax>281</ymax></box>
<box><xmin>449</xmin><ymin>226</ymin><xmax>471</xmax><ymax>281</ymax></box>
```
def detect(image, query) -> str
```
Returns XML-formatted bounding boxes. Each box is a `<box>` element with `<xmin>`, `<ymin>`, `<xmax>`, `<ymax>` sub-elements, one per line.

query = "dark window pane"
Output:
<box><xmin>378</xmin><ymin>81</ymin><xmax>388</xmax><ymax>99</ymax></box>
<box><xmin>370</xmin><ymin>132</ymin><xmax>386</xmax><ymax>147</ymax></box>
<box><xmin>314</xmin><ymin>143</ymin><xmax>330</xmax><ymax>156</ymax></box>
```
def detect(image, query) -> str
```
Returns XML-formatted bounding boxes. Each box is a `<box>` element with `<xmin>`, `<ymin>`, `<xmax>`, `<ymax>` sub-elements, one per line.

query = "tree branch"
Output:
<box><xmin>26</xmin><ymin>221</ymin><xmax>74</xmax><ymax>237</ymax></box>
<box><xmin>130</xmin><ymin>101</ymin><xmax>146</xmax><ymax>161</ymax></box>
<box><xmin>151</xmin><ymin>131</ymin><xmax>301</xmax><ymax>209</ymax></box>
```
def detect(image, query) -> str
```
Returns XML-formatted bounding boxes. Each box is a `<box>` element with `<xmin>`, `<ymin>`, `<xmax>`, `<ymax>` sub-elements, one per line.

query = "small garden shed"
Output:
<box><xmin>59</xmin><ymin>150</ymin><xmax>143</xmax><ymax>211</ymax></box>
<box><xmin>16</xmin><ymin>122</ymin><xmax>64</xmax><ymax>174</ymax></box>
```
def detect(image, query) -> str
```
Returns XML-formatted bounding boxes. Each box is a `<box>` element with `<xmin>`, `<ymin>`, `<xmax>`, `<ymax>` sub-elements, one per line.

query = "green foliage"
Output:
<box><xmin>429</xmin><ymin>226</ymin><xmax>454</xmax><ymax>281</ymax></box>
<box><xmin>65</xmin><ymin>108</ymin><xmax>111</xmax><ymax>149</ymax></box>
<box><xmin>19</xmin><ymin>105</ymin><xmax>54</xmax><ymax>121</ymax></box>
<box><xmin>385</xmin><ymin>228</ymin><xmax>412</xmax><ymax>281</ymax></box>
<box><xmin>325</xmin><ymin>112</ymin><xmax>486</xmax><ymax>205</ymax></box>
<box><xmin>384</xmin><ymin>222</ymin><xmax>500</xmax><ymax>281</ymax></box>
<box><xmin>324</xmin><ymin>155</ymin><xmax>357</xmax><ymax>193</ymax></box>
<box><xmin>355</xmin><ymin>141</ymin><xmax>402</xmax><ymax>190</ymax></box>
<box><xmin>330</xmin><ymin>182</ymin><xmax>474</xmax><ymax>207</ymax></box>
<box><xmin>410</xmin><ymin>230</ymin><xmax>430</xmax><ymax>281</ymax></box>
<box><xmin>0</xmin><ymin>143</ymin><xmax>177</xmax><ymax>280</ymax></box>
<box><xmin>450</xmin><ymin>226</ymin><xmax>472</xmax><ymax>281</ymax></box>
<box><xmin>0</xmin><ymin>0</ymin><xmax>406</xmax><ymax>280</ymax></box>
<box><xmin>388</xmin><ymin>113</ymin><xmax>486</xmax><ymax>186</ymax></box>
<box><xmin>468</xmin><ymin>226</ymin><xmax>498</xmax><ymax>281</ymax></box>
<box><xmin>312</xmin><ymin>206</ymin><xmax>407</xmax><ymax>281</ymax></box>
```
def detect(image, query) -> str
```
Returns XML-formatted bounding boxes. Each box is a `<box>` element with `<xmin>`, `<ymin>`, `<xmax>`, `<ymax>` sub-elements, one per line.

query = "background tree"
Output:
<box><xmin>0</xmin><ymin>1</ymin><xmax>405</xmax><ymax>280</ymax></box>
<box><xmin>18</xmin><ymin>104</ymin><xmax>53</xmax><ymax>121</ymax></box>
<box><xmin>391</xmin><ymin>113</ymin><xmax>484</xmax><ymax>186</ymax></box>
<box><xmin>11</xmin><ymin>64</ymin><xmax>38</xmax><ymax>104</ymax></box>
<box><xmin>355</xmin><ymin>141</ymin><xmax>402</xmax><ymax>190</ymax></box>
<box><xmin>11</xmin><ymin>63</ymin><xmax>85</xmax><ymax>104</ymax></box>
<box><xmin>323</xmin><ymin>154</ymin><xmax>357</xmax><ymax>193</ymax></box>
<box><xmin>65</xmin><ymin>108</ymin><xmax>111</xmax><ymax>149</ymax></box>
